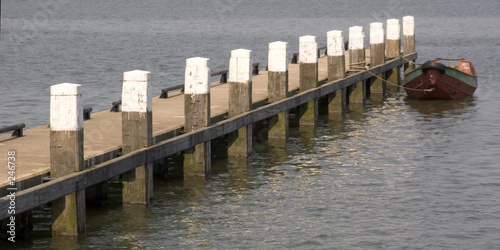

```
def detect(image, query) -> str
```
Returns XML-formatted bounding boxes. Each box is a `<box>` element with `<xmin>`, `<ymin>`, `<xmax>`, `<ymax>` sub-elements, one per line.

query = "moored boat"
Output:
<box><xmin>403</xmin><ymin>59</ymin><xmax>478</xmax><ymax>99</ymax></box>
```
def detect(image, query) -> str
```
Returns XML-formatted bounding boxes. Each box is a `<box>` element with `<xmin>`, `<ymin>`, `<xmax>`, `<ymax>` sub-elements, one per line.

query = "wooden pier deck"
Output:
<box><xmin>0</xmin><ymin>55</ymin><xmax>331</xmax><ymax>194</ymax></box>
<box><xmin>0</xmin><ymin>16</ymin><xmax>418</xmax><ymax>239</ymax></box>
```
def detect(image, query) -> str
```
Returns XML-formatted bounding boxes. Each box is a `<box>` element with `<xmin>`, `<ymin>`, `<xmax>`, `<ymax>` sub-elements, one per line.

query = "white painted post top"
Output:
<box><xmin>349</xmin><ymin>26</ymin><xmax>365</xmax><ymax>50</ymax></box>
<box><xmin>185</xmin><ymin>57</ymin><xmax>210</xmax><ymax>95</ymax></box>
<box><xmin>229</xmin><ymin>49</ymin><xmax>252</xmax><ymax>83</ymax></box>
<box><xmin>387</xmin><ymin>19</ymin><xmax>401</xmax><ymax>40</ymax></box>
<box><xmin>268</xmin><ymin>41</ymin><xmax>287</xmax><ymax>72</ymax></box>
<box><xmin>327</xmin><ymin>30</ymin><xmax>344</xmax><ymax>56</ymax></box>
<box><xmin>370</xmin><ymin>22</ymin><xmax>384</xmax><ymax>45</ymax></box>
<box><xmin>50</xmin><ymin>82</ymin><xmax>81</xmax><ymax>96</ymax></box>
<box><xmin>123</xmin><ymin>70</ymin><xmax>150</xmax><ymax>82</ymax></box>
<box><xmin>403</xmin><ymin>16</ymin><xmax>415</xmax><ymax>36</ymax></box>
<box><xmin>122</xmin><ymin>70</ymin><xmax>151</xmax><ymax>113</ymax></box>
<box><xmin>50</xmin><ymin>83</ymin><xmax>82</xmax><ymax>131</ymax></box>
<box><xmin>299</xmin><ymin>35</ymin><xmax>317</xmax><ymax>64</ymax></box>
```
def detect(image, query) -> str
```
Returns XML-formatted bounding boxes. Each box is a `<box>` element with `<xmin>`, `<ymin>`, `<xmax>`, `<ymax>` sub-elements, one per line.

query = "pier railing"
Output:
<box><xmin>0</xmin><ymin>16</ymin><xmax>417</xmax><ymax>239</ymax></box>
<box><xmin>159</xmin><ymin>62</ymin><xmax>261</xmax><ymax>99</ymax></box>
<box><xmin>0</xmin><ymin>53</ymin><xmax>417</xmax><ymax>220</ymax></box>
<box><xmin>0</xmin><ymin>123</ymin><xmax>25</xmax><ymax>137</ymax></box>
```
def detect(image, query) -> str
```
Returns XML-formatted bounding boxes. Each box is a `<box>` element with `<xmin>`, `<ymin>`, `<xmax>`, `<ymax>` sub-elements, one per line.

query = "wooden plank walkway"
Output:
<box><xmin>0</xmin><ymin>55</ymin><xmax>332</xmax><ymax>193</ymax></box>
<box><xmin>0</xmin><ymin>52</ymin><xmax>418</xmax><ymax>220</ymax></box>
<box><xmin>0</xmin><ymin>16</ymin><xmax>419</xmax><ymax>239</ymax></box>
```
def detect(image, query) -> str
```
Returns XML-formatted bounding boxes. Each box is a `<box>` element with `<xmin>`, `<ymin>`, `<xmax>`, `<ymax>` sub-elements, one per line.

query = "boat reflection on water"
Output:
<box><xmin>404</xmin><ymin>97</ymin><xmax>478</xmax><ymax>117</ymax></box>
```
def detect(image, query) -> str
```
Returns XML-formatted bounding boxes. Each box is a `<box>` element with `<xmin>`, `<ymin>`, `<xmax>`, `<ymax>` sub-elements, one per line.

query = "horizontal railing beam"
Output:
<box><xmin>159</xmin><ymin>62</ymin><xmax>261</xmax><ymax>99</ymax></box>
<box><xmin>0</xmin><ymin>123</ymin><xmax>26</xmax><ymax>137</ymax></box>
<box><xmin>159</xmin><ymin>84</ymin><xmax>184</xmax><ymax>99</ymax></box>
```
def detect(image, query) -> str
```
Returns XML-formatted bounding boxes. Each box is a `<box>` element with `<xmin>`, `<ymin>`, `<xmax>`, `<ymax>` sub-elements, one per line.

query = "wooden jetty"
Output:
<box><xmin>0</xmin><ymin>17</ymin><xmax>416</xmax><ymax>238</ymax></box>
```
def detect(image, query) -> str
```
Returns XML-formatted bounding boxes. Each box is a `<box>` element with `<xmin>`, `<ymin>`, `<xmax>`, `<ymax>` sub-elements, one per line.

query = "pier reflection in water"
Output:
<box><xmin>2</xmin><ymin>0</ymin><xmax>500</xmax><ymax>248</ymax></box>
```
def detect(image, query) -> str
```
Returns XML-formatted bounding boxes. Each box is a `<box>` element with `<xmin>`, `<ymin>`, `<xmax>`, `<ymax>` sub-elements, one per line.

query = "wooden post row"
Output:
<box><xmin>298</xmin><ymin>35</ymin><xmax>318</xmax><ymax>127</ymax></box>
<box><xmin>121</xmin><ymin>70</ymin><xmax>153</xmax><ymax>205</ymax></box>
<box><xmin>385</xmin><ymin>19</ymin><xmax>401</xmax><ymax>92</ymax></box>
<box><xmin>348</xmin><ymin>26</ymin><xmax>366</xmax><ymax>103</ymax></box>
<box><xmin>228</xmin><ymin>49</ymin><xmax>252</xmax><ymax>158</ymax></box>
<box><xmin>267</xmin><ymin>41</ymin><xmax>289</xmax><ymax>140</ymax></box>
<box><xmin>184</xmin><ymin>57</ymin><xmax>211</xmax><ymax>177</ymax></box>
<box><xmin>50</xmin><ymin>83</ymin><xmax>85</xmax><ymax>237</ymax></box>
<box><xmin>326</xmin><ymin>30</ymin><xmax>347</xmax><ymax>113</ymax></box>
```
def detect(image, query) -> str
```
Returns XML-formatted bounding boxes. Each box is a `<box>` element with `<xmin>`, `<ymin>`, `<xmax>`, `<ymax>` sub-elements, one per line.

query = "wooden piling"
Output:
<box><xmin>121</xmin><ymin>70</ymin><xmax>153</xmax><ymax>205</ymax></box>
<box><xmin>369</xmin><ymin>22</ymin><xmax>385</xmax><ymax>94</ymax></box>
<box><xmin>403</xmin><ymin>16</ymin><xmax>415</xmax><ymax>73</ymax></box>
<box><xmin>348</xmin><ymin>26</ymin><xmax>366</xmax><ymax>103</ymax></box>
<box><xmin>227</xmin><ymin>49</ymin><xmax>253</xmax><ymax>158</ymax></box>
<box><xmin>184</xmin><ymin>57</ymin><xmax>211</xmax><ymax>177</ymax></box>
<box><xmin>267</xmin><ymin>41</ymin><xmax>289</xmax><ymax>140</ymax></box>
<box><xmin>50</xmin><ymin>83</ymin><xmax>85</xmax><ymax>237</ymax></box>
<box><xmin>326</xmin><ymin>30</ymin><xmax>347</xmax><ymax>113</ymax></box>
<box><xmin>0</xmin><ymin>210</ymin><xmax>33</xmax><ymax>239</ymax></box>
<box><xmin>385</xmin><ymin>19</ymin><xmax>401</xmax><ymax>92</ymax></box>
<box><xmin>298</xmin><ymin>35</ymin><xmax>318</xmax><ymax>126</ymax></box>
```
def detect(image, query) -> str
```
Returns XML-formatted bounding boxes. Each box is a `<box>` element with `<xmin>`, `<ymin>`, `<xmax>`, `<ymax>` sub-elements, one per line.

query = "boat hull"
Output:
<box><xmin>404</xmin><ymin>62</ymin><xmax>478</xmax><ymax>99</ymax></box>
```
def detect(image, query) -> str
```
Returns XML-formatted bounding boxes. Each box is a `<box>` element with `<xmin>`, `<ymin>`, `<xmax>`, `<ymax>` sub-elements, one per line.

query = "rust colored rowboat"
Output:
<box><xmin>403</xmin><ymin>59</ymin><xmax>478</xmax><ymax>99</ymax></box>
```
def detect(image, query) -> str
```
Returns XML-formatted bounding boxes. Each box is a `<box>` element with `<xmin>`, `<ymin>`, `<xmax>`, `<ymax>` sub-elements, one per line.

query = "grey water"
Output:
<box><xmin>2</xmin><ymin>0</ymin><xmax>500</xmax><ymax>249</ymax></box>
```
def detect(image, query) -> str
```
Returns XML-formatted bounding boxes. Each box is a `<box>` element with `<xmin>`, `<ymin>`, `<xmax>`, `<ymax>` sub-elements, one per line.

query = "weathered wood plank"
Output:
<box><xmin>326</xmin><ymin>30</ymin><xmax>347</xmax><ymax>114</ymax></box>
<box><xmin>228</xmin><ymin>49</ymin><xmax>253</xmax><ymax>158</ymax></box>
<box><xmin>386</xmin><ymin>19</ymin><xmax>402</xmax><ymax>92</ymax></box>
<box><xmin>184</xmin><ymin>57</ymin><xmax>211</xmax><ymax>177</ymax></box>
<box><xmin>49</xmin><ymin>83</ymin><xmax>86</xmax><ymax>237</ymax></box>
<box><xmin>403</xmin><ymin>16</ymin><xmax>416</xmax><ymax>74</ymax></box>
<box><xmin>369</xmin><ymin>22</ymin><xmax>386</xmax><ymax>94</ymax></box>
<box><xmin>121</xmin><ymin>70</ymin><xmax>153</xmax><ymax>205</ymax></box>
<box><xmin>348</xmin><ymin>26</ymin><xmax>366</xmax><ymax>103</ymax></box>
<box><xmin>298</xmin><ymin>35</ymin><xmax>319</xmax><ymax>127</ymax></box>
<box><xmin>268</xmin><ymin>41</ymin><xmax>289</xmax><ymax>140</ymax></box>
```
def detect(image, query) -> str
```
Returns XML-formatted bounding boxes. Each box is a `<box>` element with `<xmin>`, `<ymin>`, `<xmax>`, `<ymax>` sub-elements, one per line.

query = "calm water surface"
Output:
<box><xmin>1</xmin><ymin>0</ymin><xmax>500</xmax><ymax>249</ymax></box>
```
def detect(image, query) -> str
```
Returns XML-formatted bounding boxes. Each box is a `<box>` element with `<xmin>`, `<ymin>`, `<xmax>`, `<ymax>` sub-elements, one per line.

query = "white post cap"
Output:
<box><xmin>185</xmin><ymin>57</ymin><xmax>210</xmax><ymax>95</ymax></box>
<box><xmin>349</xmin><ymin>26</ymin><xmax>365</xmax><ymax>50</ymax></box>
<box><xmin>299</xmin><ymin>35</ymin><xmax>318</xmax><ymax>63</ymax></box>
<box><xmin>370</xmin><ymin>22</ymin><xmax>384</xmax><ymax>45</ymax></box>
<box><xmin>387</xmin><ymin>19</ymin><xmax>401</xmax><ymax>40</ymax></box>
<box><xmin>268</xmin><ymin>41</ymin><xmax>287</xmax><ymax>72</ymax></box>
<box><xmin>229</xmin><ymin>49</ymin><xmax>252</xmax><ymax>83</ymax></box>
<box><xmin>403</xmin><ymin>16</ymin><xmax>415</xmax><ymax>36</ymax></box>
<box><xmin>122</xmin><ymin>70</ymin><xmax>151</xmax><ymax>113</ymax></box>
<box><xmin>123</xmin><ymin>70</ymin><xmax>150</xmax><ymax>82</ymax></box>
<box><xmin>50</xmin><ymin>83</ymin><xmax>82</xmax><ymax>131</ymax></box>
<box><xmin>327</xmin><ymin>30</ymin><xmax>344</xmax><ymax>56</ymax></box>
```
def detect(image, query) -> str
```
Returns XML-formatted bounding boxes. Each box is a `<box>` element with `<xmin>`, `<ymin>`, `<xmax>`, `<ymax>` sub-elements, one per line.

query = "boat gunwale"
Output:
<box><xmin>404</xmin><ymin>59</ymin><xmax>478</xmax><ymax>88</ymax></box>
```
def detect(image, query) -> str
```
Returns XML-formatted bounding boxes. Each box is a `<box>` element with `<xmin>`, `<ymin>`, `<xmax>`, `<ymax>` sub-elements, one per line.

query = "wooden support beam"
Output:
<box><xmin>0</xmin><ymin>210</ymin><xmax>32</xmax><ymax>240</ymax></box>
<box><xmin>370</xmin><ymin>22</ymin><xmax>386</xmax><ymax>94</ymax></box>
<box><xmin>228</xmin><ymin>49</ymin><xmax>253</xmax><ymax>158</ymax></box>
<box><xmin>385</xmin><ymin>19</ymin><xmax>401</xmax><ymax>92</ymax></box>
<box><xmin>267</xmin><ymin>41</ymin><xmax>289</xmax><ymax>140</ymax></box>
<box><xmin>50</xmin><ymin>83</ymin><xmax>86</xmax><ymax>237</ymax></box>
<box><xmin>348</xmin><ymin>26</ymin><xmax>366</xmax><ymax>103</ymax></box>
<box><xmin>298</xmin><ymin>35</ymin><xmax>318</xmax><ymax>127</ymax></box>
<box><xmin>184</xmin><ymin>57</ymin><xmax>211</xmax><ymax>177</ymax></box>
<box><xmin>121</xmin><ymin>70</ymin><xmax>153</xmax><ymax>205</ymax></box>
<box><xmin>326</xmin><ymin>30</ymin><xmax>347</xmax><ymax>113</ymax></box>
